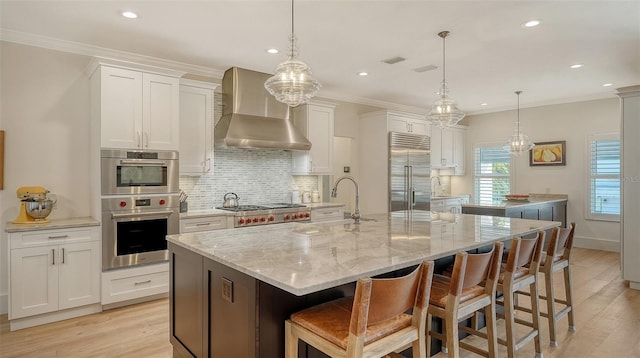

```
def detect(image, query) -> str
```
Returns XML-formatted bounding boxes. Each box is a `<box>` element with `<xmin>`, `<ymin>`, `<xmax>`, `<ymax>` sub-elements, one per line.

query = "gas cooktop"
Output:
<box><xmin>215</xmin><ymin>203</ymin><xmax>310</xmax><ymax>227</ymax></box>
<box><xmin>216</xmin><ymin>203</ymin><xmax>306</xmax><ymax>212</ymax></box>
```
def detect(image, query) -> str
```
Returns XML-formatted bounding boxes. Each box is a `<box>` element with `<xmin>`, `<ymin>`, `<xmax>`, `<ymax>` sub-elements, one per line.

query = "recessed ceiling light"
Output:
<box><xmin>121</xmin><ymin>11</ymin><xmax>138</xmax><ymax>19</ymax></box>
<box><xmin>522</xmin><ymin>20</ymin><xmax>540</xmax><ymax>28</ymax></box>
<box><xmin>602</xmin><ymin>83</ymin><xmax>613</xmax><ymax>87</ymax></box>
<box><xmin>358</xmin><ymin>72</ymin><xmax>369</xmax><ymax>77</ymax></box>
<box><xmin>570</xmin><ymin>64</ymin><xmax>584</xmax><ymax>69</ymax></box>
<box><xmin>480</xmin><ymin>103</ymin><xmax>488</xmax><ymax>106</ymax></box>
<box><xmin>266</xmin><ymin>48</ymin><xmax>279</xmax><ymax>54</ymax></box>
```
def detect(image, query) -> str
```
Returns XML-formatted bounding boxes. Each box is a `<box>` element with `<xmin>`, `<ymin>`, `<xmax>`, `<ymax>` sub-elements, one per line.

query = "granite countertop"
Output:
<box><xmin>5</xmin><ymin>216</ymin><xmax>100</xmax><ymax>233</ymax></box>
<box><xmin>462</xmin><ymin>194</ymin><xmax>568</xmax><ymax>209</ymax></box>
<box><xmin>167</xmin><ymin>211</ymin><xmax>559</xmax><ymax>296</ymax></box>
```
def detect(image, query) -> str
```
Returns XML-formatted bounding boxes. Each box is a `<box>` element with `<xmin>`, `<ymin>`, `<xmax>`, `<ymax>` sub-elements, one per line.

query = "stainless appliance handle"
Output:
<box><xmin>62</xmin><ymin>248</ymin><xmax>65</xmax><ymax>264</ymax></box>
<box><xmin>404</xmin><ymin>166</ymin><xmax>410</xmax><ymax>211</ymax></box>
<box><xmin>119</xmin><ymin>160</ymin><xmax>167</xmax><ymax>166</ymax></box>
<box><xmin>408</xmin><ymin>166</ymin><xmax>415</xmax><ymax>208</ymax></box>
<box><xmin>111</xmin><ymin>210</ymin><xmax>175</xmax><ymax>219</ymax></box>
<box><xmin>52</xmin><ymin>249</ymin><xmax>55</xmax><ymax>265</ymax></box>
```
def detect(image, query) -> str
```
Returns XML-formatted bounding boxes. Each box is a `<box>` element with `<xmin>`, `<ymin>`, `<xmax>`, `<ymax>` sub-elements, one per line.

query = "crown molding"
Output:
<box><xmin>0</xmin><ymin>29</ymin><xmax>224</xmax><ymax>79</ymax></box>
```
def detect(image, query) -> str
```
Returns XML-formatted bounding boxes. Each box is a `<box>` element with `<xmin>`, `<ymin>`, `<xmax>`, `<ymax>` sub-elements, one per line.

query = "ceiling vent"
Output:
<box><xmin>413</xmin><ymin>65</ymin><xmax>438</xmax><ymax>73</ymax></box>
<box><xmin>382</xmin><ymin>56</ymin><xmax>406</xmax><ymax>64</ymax></box>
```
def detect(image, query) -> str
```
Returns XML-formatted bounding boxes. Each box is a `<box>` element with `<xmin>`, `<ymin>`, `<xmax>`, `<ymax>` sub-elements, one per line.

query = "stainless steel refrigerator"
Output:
<box><xmin>389</xmin><ymin>132</ymin><xmax>431</xmax><ymax>212</ymax></box>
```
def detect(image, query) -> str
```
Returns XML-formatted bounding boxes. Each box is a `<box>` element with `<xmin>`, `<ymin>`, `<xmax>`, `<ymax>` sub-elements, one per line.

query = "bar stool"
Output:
<box><xmin>496</xmin><ymin>232</ymin><xmax>545</xmax><ymax>358</ymax></box>
<box><xmin>538</xmin><ymin>223</ymin><xmax>577</xmax><ymax>346</ymax></box>
<box><xmin>426</xmin><ymin>242</ymin><xmax>503</xmax><ymax>358</ymax></box>
<box><xmin>285</xmin><ymin>260</ymin><xmax>434</xmax><ymax>358</ymax></box>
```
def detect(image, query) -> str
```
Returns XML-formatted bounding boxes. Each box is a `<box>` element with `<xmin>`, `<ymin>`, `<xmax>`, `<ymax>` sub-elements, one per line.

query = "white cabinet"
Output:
<box><xmin>179</xmin><ymin>80</ymin><xmax>218</xmax><ymax>175</ymax></box>
<box><xmin>388</xmin><ymin>114</ymin><xmax>430</xmax><ymax>135</ymax></box>
<box><xmin>430</xmin><ymin>195</ymin><xmax>469</xmax><ymax>213</ymax></box>
<box><xmin>101</xmin><ymin>262</ymin><xmax>169</xmax><ymax>306</ymax></box>
<box><xmin>92</xmin><ymin>65</ymin><xmax>180</xmax><ymax>150</ymax></box>
<box><xmin>431</xmin><ymin>125</ymin><xmax>466</xmax><ymax>175</ymax></box>
<box><xmin>310</xmin><ymin>206</ymin><xmax>345</xmax><ymax>222</ymax></box>
<box><xmin>8</xmin><ymin>226</ymin><xmax>101</xmax><ymax>322</ymax></box>
<box><xmin>292</xmin><ymin>102</ymin><xmax>335</xmax><ymax>175</ymax></box>
<box><xmin>180</xmin><ymin>215</ymin><xmax>233</xmax><ymax>233</ymax></box>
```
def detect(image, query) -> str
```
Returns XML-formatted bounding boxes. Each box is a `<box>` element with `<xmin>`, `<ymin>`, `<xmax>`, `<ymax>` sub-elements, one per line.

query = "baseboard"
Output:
<box><xmin>574</xmin><ymin>235</ymin><xmax>620</xmax><ymax>252</ymax></box>
<box><xmin>0</xmin><ymin>293</ymin><xmax>7</xmax><ymax>315</ymax></box>
<box><xmin>9</xmin><ymin>304</ymin><xmax>102</xmax><ymax>331</ymax></box>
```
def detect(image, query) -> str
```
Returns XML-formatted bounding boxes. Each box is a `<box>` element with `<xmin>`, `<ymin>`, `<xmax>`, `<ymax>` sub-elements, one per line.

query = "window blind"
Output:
<box><xmin>474</xmin><ymin>146</ymin><xmax>511</xmax><ymax>205</ymax></box>
<box><xmin>589</xmin><ymin>137</ymin><xmax>620</xmax><ymax>216</ymax></box>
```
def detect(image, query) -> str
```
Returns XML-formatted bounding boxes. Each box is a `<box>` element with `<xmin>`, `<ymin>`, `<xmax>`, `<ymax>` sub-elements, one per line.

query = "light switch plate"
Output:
<box><xmin>222</xmin><ymin>277</ymin><xmax>234</xmax><ymax>303</ymax></box>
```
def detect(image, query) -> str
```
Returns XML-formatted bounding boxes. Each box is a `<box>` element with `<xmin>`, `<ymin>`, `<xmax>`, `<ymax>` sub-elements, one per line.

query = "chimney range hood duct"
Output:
<box><xmin>214</xmin><ymin>67</ymin><xmax>312</xmax><ymax>150</ymax></box>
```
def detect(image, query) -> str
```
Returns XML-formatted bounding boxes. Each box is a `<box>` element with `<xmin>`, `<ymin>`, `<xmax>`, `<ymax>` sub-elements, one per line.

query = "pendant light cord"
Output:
<box><xmin>291</xmin><ymin>0</ymin><xmax>294</xmax><ymax>36</ymax></box>
<box><xmin>515</xmin><ymin>90</ymin><xmax>522</xmax><ymax>134</ymax></box>
<box><xmin>442</xmin><ymin>34</ymin><xmax>446</xmax><ymax>84</ymax></box>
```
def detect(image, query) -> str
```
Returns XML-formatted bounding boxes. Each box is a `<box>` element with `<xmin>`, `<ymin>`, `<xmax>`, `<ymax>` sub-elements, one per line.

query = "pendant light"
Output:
<box><xmin>427</xmin><ymin>31</ymin><xmax>465</xmax><ymax>127</ymax></box>
<box><xmin>505</xmin><ymin>90</ymin><xmax>535</xmax><ymax>155</ymax></box>
<box><xmin>264</xmin><ymin>0</ymin><xmax>320</xmax><ymax>107</ymax></box>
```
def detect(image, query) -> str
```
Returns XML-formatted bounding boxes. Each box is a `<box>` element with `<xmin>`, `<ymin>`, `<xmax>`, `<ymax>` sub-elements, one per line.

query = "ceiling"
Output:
<box><xmin>1</xmin><ymin>1</ymin><xmax>639</xmax><ymax>115</ymax></box>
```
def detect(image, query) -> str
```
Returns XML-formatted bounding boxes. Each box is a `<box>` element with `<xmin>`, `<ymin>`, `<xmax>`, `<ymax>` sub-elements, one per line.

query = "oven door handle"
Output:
<box><xmin>119</xmin><ymin>160</ymin><xmax>167</xmax><ymax>166</ymax></box>
<box><xmin>111</xmin><ymin>210</ymin><xmax>175</xmax><ymax>219</ymax></box>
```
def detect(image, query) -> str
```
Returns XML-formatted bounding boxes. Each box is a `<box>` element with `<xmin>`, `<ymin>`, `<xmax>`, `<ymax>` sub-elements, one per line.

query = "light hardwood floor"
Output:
<box><xmin>1</xmin><ymin>248</ymin><xmax>638</xmax><ymax>357</ymax></box>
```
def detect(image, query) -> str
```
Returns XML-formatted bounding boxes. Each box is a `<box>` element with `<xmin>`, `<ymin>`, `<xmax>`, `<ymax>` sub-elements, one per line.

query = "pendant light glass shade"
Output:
<box><xmin>427</xmin><ymin>31</ymin><xmax>465</xmax><ymax>127</ymax></box>
<box><xmin>264</xmin><ymin>0</ymin><xmax>320</xmax><ymax>107</ymax></box>
<box><xmin>504</xmin><ymin>91</ymin><xmax>535</xmax><ymax>156</ymax></box>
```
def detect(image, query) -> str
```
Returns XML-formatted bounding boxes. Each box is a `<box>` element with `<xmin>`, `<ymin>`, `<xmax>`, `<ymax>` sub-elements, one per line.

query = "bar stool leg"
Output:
<box><xmin>544</xmin><ymin>269</ymin><xmax>558</xmax><ymax>347</ymax></box>
<box><xmin>485</xmin><ymin>301</ymin><xmax>498</xmax><ymax>358</ymax></box>
<box><xmin>444</xmin><ymin>317</ymin><xmax>459</xmax><ymax>357</ymax></box>
<box><xmin>530</xmin><ymin>279</ymin><xmax>543</xmax><ymax>358</ymax></box>
<box><xmin>564</xmin><ymin>265</ymin><xmax>576</xmax><ymax>332</ymax></box>
<box><xmin>503</xmin><ymin>286</ymin><xmax>517</xmax><ymax>358</ymax></box>
<box><xmin>426</xmin><ymin>314</ymin><xmax>433</xmax><ymax>356</ymax></box>
<box><xmin>285</xmin><ymin>320</ymin><xmax>299</xmax><ymax>358</ymax></box>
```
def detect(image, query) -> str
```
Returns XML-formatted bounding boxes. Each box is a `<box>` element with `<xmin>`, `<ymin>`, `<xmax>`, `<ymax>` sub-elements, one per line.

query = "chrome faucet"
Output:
<box><xmin>430</xmin><ymin>176</ymin><xmax>441</xmax><ymax>197</ymax></box>
<box><xmin>331</xmin><ymin>175</ymin><xmax>361</xmax><ymax>224</ymax></box>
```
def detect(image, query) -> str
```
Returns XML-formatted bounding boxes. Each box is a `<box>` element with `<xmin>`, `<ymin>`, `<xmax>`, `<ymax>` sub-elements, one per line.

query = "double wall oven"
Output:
<box><xmin>101</xmin><ymin>149</ymin><xmax>179</xmax><ymax>270</ymax></box>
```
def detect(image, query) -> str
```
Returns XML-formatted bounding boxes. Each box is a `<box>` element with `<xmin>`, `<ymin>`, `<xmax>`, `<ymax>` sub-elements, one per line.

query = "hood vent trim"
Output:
<box><xmin>214</xmin><ymin>67</ymin><xmax>311</xmax><ymax>151</ymax></box>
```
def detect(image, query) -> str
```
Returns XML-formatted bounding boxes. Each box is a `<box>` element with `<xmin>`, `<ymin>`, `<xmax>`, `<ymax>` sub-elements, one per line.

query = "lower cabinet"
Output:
<box><xmin>310</xmin><ymin>206</ymin><xmax>344</xmax><ymax>222</ymax></box>
<box><xmin>101</xmin><ymin>262</ymin><xmax>169</xmax><ymax>305</ymax></box>
<box><xmin>8</xmin><ymin>225</ymin><xmax>101</xmax><ymax>330</ymax></box>
<box><xmin>179</xmin><ymin>215</ymin><xmax>233</xmax><ymax>233</ymax></box>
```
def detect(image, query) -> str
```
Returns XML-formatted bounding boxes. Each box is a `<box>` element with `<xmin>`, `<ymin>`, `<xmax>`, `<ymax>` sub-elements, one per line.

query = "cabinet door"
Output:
<box><xmin>452</xmin><ymin>128</ymin><xmax>466</xmax><ymax>175</ymax></box>
<box><xmin>307</xmin><ymin>105</ymin><xmax>333</xmax><ymax>174</ymax></box>
<box><xmin>291</xmin><ymin>104</ymin><xmax>334</xmax><ymax>175</ymax></box>
<box><xmin>441</xmin><ymin>128</ymin><xmax>454</xmax><ymax>166</ymax></box>
<box><xmin>409</xmin><ymin>119</ymin><xmax>430</xmax><ymax>135</ymax></box>
<box><xmin>100</xmin><ymin>66</ymin><xmax>143</xmax><ymax>149</ymax></box>
<box><xmin>431</xmin><ymin>126</ymin><xmax>443</xmax><ymax>167</ymax></box>
<box><xmin>10</xmin><ymin>246</ymin><xmax>58</xmax><ymax>319</ymax></box>
<box><xmin>388</xmin><ymin>116</ymin><xmax>410</xmax><ymax>133</ymax></box>
<box><xmin>143</xmin><ymin>73</ymin><xmax>180</xmax><ymax>150</ymax></box>
<box><xmin>179</xmin><ymin>85</ymin><xmax>213</xmax><ymax>175</ymax></box>
<box><xmin>58</xmin><ymin>241</ymin><xmax>101</xmax><ymax>310</ymax></box>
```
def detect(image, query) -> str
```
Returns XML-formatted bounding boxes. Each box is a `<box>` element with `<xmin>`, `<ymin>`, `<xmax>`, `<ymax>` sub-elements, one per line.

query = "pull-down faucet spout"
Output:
<box><xmin>331</xmin><ymin>176</ymin><xmax>361</xmax><ymax>224</ymax></box>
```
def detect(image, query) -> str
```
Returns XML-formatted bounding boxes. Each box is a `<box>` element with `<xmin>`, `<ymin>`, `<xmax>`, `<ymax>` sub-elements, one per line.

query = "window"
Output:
<box><xmin>587</xmin><ymin>133</ymin><xmax>620</xmax><ymax>221</ymax></box>
<box><xmin>474</xmin><ymin>145</ymin><xmax>512</xmax><ymax>205</ymax></box>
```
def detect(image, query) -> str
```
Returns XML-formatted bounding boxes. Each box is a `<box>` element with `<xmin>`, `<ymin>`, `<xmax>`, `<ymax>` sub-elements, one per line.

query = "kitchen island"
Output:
<box><xmin>462</xmin><ymin>194</ymin><xmax>567</xmax><ymax>235</ymax></box>
<box><xmin>167</xmin><ymin>211</ymin><xmax>559</xmax><ymax>358</ymax></box>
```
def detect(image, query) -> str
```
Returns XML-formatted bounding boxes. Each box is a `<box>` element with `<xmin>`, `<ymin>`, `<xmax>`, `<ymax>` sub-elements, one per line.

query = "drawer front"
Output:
<box><xmin>311</xmin><ymin>208</ymin><xmax>344</xmax><ymax>222</ymax></box>
<box><xmin>180</xmin><ymin>216</ymin><xmax>231</xmax><ymax>233</ymax></box>
<box><xmin>101</xmin><ymin>264</ymin><xmax>169</xmax><ymax>304</ymax></box>
<box><xmin>10</xmin><ymin>227</ymin><xmax>99</xmax><ymax>249</ymax></box>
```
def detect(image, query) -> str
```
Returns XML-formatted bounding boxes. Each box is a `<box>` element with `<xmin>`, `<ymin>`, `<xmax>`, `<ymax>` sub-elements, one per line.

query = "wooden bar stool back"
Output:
<box><xmin>539</xmin><ymin>222</ymin><xmax>577</xmax><ymax>346</ymax></box>
<box><xmin>497</xmin><ymin>232</ymin><xmax>545</xmax><ymax>358</ymax></box>
<box><xmin>285</xmin><ymin>260</ymin><xmax>435</xmax><ymax>358</ymax></box>
<box><xmin>426</xmin><ymin>242</ymin><xmax>504</xmax><ymax>358</ymax></box>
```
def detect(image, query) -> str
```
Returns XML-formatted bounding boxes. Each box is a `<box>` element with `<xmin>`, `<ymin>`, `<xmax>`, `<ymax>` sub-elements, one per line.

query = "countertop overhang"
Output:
<box><xmin>167</xmin><ymin>211</ymin><xmax>559</xmax><ymax>296</ymax></box>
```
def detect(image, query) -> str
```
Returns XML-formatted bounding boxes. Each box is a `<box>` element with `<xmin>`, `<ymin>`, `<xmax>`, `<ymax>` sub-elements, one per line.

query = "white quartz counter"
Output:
<box><xmin>167</xmin><ymin>211</ymin><xmax>559</xmax><ymax>296</ymax></box>
<box><xmin>5</xmin><ymin>216</ymin><xmax>100</xmax><ymax>233</ymax></box>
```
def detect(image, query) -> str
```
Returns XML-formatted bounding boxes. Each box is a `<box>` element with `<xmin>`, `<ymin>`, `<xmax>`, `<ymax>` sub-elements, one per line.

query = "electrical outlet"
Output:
<box><xmin>222</xmin><ymin>277</ymin><xmax>234</xmax><ymax>303</ymax></box>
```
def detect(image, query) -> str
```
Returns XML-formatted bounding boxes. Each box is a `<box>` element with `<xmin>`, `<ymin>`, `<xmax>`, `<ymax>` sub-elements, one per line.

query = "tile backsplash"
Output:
<box><xmin>179</xmin><ymin>91</ymin><xmax>319</xmax><ymax>210</ymax></box>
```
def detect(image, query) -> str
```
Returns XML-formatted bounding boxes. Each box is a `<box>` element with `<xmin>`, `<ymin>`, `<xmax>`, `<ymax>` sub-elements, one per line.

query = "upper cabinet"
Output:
<box><xmin>387</xmin><ymin>113</ymin><xmax>430</xmax><ymax>136</ymax></box>
<box><xmin>179</xmin><ymin>80</ymin><xmax>218</xmax><ymax>176</ymax></box>
<box><xmin>91</xmin><ymin>64</ymin><xmax>180</xmax><ymax>150</ymax></box>
<box><xmin>292</xmin><ymin>102</ymin><xmax>335</xmax><ymax>175</ymax></box>
<box><xmin>430</xmin><ymin>125</ymin><xmax>466</xmax><ymax>175</ymax></box>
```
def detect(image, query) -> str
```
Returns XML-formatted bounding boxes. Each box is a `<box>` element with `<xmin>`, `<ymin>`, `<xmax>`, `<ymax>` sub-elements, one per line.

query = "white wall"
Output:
<box><xmin>0</xmin><ymin>42</ymin><xmax>94</xmax><ymax>313</ymax></box>
<box><xmin>453</xmin><ymin>98</ymin><xmax>621</xmax><ymax>251</ymax></box>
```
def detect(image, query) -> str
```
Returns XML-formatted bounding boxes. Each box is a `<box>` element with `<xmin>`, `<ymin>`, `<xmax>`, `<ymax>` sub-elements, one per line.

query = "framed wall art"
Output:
<box><xmin>530</xmin><ymin>140</ymin><xmax>566</xmax><ymax>166</ymax></box>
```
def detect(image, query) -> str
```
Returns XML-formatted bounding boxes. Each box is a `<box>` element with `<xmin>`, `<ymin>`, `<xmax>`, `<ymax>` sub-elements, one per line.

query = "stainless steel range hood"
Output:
<box><xmin>214</xmin><ymin>67</ymin><xmax>312</xmax><ymax>150</ymax></box>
